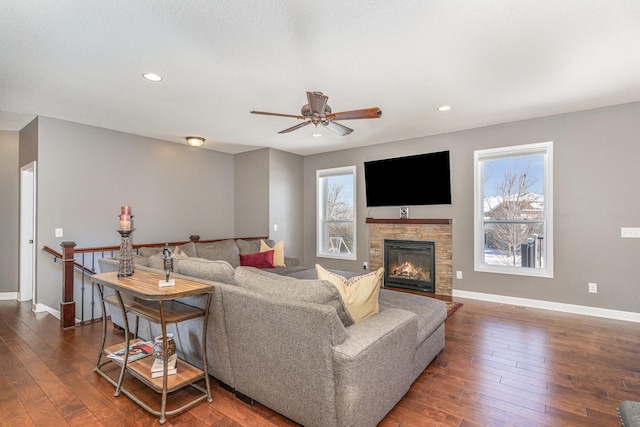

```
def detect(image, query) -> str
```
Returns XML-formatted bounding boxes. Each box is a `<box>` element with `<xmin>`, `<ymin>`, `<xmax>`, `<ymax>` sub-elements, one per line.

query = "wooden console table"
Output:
<box><xmin>93</xmin><ymin>270</ymin><xmax>213</xmax><ymax>424</ymax></box>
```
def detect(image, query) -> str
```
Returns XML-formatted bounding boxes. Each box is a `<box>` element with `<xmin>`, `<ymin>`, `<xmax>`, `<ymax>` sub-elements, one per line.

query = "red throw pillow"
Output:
<box><xmin>239</xmin><ymin>250</ymin><xmax>275</xmax><ymax>268</ymax></box>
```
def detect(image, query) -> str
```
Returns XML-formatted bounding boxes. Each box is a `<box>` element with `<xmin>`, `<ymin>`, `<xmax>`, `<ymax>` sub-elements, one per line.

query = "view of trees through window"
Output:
<box><xmin>317</xmin><ymin>167</ymin><xmax>356</xmax><ymax>258</ymax></box>
<box><xmin>481</xmin><ymin>154</ymin><xmax>546</xmax><ymax>268</ymax></box>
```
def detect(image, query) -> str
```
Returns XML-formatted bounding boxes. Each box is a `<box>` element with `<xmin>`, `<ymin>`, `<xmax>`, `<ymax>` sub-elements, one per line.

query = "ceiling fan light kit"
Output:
<box><xmin>251</xmin><ymin>91</ymin><xmax>382</xmax><ymax>136</ymax></box>
<box><xmin>186</xmin><ymin>136</ymin><xmax>205</xmax><ymax>147</ymax></box>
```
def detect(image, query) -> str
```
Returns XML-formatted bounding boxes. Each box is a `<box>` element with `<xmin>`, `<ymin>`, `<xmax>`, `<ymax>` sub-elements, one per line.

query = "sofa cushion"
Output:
<box><xmin>316</xmin><ymin>264</ymin><xmax>384</xmax><ymax>323</ymax></box>
<box><xmin>260</xmin><ymin>239</ymin><xmax>285</xmax><ymax>267</ymax></box>
<box><xmin>195</xmin><ymin>239</ymin><xmax>241</xmax><ymax>267</ymax></box>
<box><xmin>132</xmin><ymin>254</ymin><xmax>150</xmax><ymax>267</ymax></box>
<box><xmin>172</xmin><ymin>246</ymin><xmax>190</xmax><ymax>260</ymax></box>
<box><xmin>114</xmin><ymin>253</ymin><xmax>150</xmax><ymax>267</ymax></box>
<box><xmin>268</xmin><ymin>265</ymin><xmax>309</xmax><ymax>276</ymax></box>
<box><xmin>174</xmin><ymin>257</ymin><xmax>235</xmax><ymax>284</ymax></box>
<box><xmin>236</xmin><ymin>238</ymin><xmax>276</xmax><ymax>254</ymax></box>
<box><xmin>378</xmin><ymin>289</ymin><xmax>447</xmax><ymax>347</ymax></box>
<box><xmin>137</xmin><ymin>241</ymin><xmax>196</xmax><ymax>259</ymax></box>
<box><xmin>148</xmin><ymin>254</ymin><xmax>169</xmax><ymax>271</ymax></box>
<box><xmin>138</xmin><ymin>246</ymin><xmax>162</xmax><ymax>257</ymax></box>
<box><xmin>236</xmin><ymin>239</ymin><xmax>261</xmax><ymax>254</ymax></box>
<box><xmin>239</xmin><ymin>250</ymin><xmax>274</xmax><ymax>268</ymax></box>
<box><xmin>234</xmin><ymin>266</ymin><xmax>354</xmax><ymax>327</ymax></box>
<box><xmin>177</xmin><ymin>241</ymin><xmax>197</xmax><ymax>258</ymax></box>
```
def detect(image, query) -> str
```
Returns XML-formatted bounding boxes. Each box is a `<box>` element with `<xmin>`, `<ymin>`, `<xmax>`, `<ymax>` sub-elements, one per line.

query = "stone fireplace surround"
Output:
<box><xmin>366</xmin><ymin>218</ymin><xmax>452</xmax><ymax>296</ymax></box>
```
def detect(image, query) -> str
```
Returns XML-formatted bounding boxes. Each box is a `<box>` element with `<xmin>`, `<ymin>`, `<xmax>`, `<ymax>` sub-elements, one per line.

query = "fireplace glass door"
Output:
<box><xmin>384</xmin><ymin>239</ymin><xmax>435</xmax><ymax>292</ymax></box>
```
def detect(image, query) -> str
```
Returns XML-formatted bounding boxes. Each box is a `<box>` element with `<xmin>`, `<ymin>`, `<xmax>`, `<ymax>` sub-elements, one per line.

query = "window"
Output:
<box><xmin>474</xmin><ymin>142</ymin><xmax>553</xmax><ymax>277</ymax></box>
<box><xmin>317</xmin><ymin>166</ymin><xmax>356</xmax><ymax>259</ymax></box>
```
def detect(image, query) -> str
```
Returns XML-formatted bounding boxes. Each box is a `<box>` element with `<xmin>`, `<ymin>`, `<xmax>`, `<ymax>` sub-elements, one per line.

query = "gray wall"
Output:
<box><xmin>35</xmin><ymin>117</ymin><xmax>235</xmax><ymax>311</ymax></box>
<box><xmin>303</xmin><ymin>101</ymin><xmax>640</xmax><ymax>313</ymax></box>
<box><xmin>234</xmin><ymin>149</ymin><xmax>270</xmax><ymax>237</ymax></box>
<box><xmin>234</xmin><ymin>148</ymin><xmax>304</xmax><ymax>258</ymax></box>
<box><xmin>19</xmin><ymin>117</ymin><xmax>38</xmax><ymax>167</ymax></box>
<box><xmin>0</xmin><ymin>131</ymin><xmax>19</xmax><ymax>293</ymax></box>
<box><xmin>268</xmin><ymin>149</ymin><xmax>303</xmax><ymax>259</ymax></box>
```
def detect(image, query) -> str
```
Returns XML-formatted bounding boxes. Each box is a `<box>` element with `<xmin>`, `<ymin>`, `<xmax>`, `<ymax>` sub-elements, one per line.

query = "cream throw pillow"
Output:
<box><xmin>172</xmin><ymin>246</ymin><xmax>189</xmax><ymax>260</ymax></box>
<box><xmin>260</xmin><ymin>240</ymin><xmax>286</xmax><ymax>267</ymax></box>
<box><xmin>315</xmin><ymin>264</ymin><xmax>384</xmax><ymax>323</ymax></box>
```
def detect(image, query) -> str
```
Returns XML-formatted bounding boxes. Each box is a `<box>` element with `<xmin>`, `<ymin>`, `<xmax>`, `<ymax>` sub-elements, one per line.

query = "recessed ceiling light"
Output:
<box><xmin>143</xmin><ymin>73</ymin><xmax>163</xmax><ymax>82</ymax></box>
<box><xmin>312</xmin><ymin>133</ymin><xmax>322</xmax><ymax>137</ymax></box>
<box><xmin>438</xmin><ymin>105</ymin><xmax>452</xmax><ymax>112</ymax></box>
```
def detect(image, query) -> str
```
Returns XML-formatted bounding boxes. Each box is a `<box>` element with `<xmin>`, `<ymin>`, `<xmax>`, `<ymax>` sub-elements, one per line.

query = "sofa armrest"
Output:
<box><xmin>332</xmin><ymin>308</ymin><xmax>417</xmax><ymax>427</ymax></box>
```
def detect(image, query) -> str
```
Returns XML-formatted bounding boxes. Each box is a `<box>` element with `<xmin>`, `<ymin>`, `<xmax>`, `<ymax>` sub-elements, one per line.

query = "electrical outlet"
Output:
<box><xmin>588</xmin><ymin>282</ymin><xmax>597</xmax><ymax>293</ymax></box>
<box><xmin>456</xmin><ymin>270</ymin><xmax>462</xmax><ymax>279</ymax></box>
<box><xmin>363</xmin><ymin>261</ymin><xmax>368</xmax><ymax>270</ymax></box>
<box><xmin>55</xmin><ymin>228</ymin><xmax>63</xmax><ymax>238</ymax></box>
<box><xmin>273</xmin><ymin>224</ymin><xmax>278</xmax><ymax>231</ymax></box>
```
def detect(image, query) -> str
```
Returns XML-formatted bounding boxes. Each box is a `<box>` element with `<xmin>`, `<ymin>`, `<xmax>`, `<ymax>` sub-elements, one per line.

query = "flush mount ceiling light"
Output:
<box><xmin>312</xmin><ymin>133</ymin><xmax>322</xmax><ymax>137</ymax></box>
<box><xmin>186</xmin><ymin>136</ymin><xmax>205</xmax><ymax>147</ymax></box>
<box><xmin>438</xmin><ymin>105</ymin><xmax>452</xmax><ymax>111</ymax></box>
<box><xmin>142</xmin><ymin>73</ymin><xmax>163</xmax><ymax>82</ymax></box>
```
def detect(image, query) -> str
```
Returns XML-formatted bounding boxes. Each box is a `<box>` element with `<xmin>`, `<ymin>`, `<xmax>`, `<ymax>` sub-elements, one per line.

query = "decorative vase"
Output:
<box><xmin>152</xmin><ymin>333</ymin><xmax>176</xmax><ymax>362</ymax></box>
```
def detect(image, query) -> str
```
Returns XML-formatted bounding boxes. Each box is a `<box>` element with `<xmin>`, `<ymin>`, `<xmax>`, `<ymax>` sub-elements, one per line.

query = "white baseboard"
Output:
<box><xmin>452</xmin><ymin>289</ymin><xmax>640</xmax><ymax>323</ymax></box>
<box><xmin>34</xmin><ymin>303</ymin><xmax>61</xmax><ymax>319</ymax></box>
<box><xmin>0</xmin><ymin>292</ymin><xmax>19</xmax><ymax>300</ymax></box>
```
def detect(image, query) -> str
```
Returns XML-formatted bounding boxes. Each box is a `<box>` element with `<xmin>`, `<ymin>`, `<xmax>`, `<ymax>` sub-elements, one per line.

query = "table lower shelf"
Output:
<box><xmin>99</xmin><ymin>340</ymin><xmax>206</xmax><ymax>392</ymax></box>
<box><xmin>96</xmin><ymin>340</ymin><xmax>211</xmax><ymax>421</ymax></box>
<box><xmin>96</xmin><ymin>360</ymin><xmax>210</xmax><ymax>418</ymax></box>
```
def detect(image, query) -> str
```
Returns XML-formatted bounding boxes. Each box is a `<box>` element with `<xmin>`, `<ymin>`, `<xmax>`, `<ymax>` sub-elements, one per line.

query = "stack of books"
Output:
<box><xmin>151</xmin><ymin>353</ymin><xmax>178</xmax><ymax>378</ymax></box>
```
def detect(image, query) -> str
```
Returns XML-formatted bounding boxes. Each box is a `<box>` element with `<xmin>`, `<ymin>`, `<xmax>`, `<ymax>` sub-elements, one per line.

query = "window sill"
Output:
<box><xmin>474</xmin><ymin>263</ymin><xmax>553</xmax><ymax>279</ymax></box>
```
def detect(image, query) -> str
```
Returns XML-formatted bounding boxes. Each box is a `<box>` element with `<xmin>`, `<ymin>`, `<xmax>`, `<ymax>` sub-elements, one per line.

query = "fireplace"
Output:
<box><xmin>384</xmin><ymin>239</ymin><xmax>435</xmax><ymax>292</ymax></box>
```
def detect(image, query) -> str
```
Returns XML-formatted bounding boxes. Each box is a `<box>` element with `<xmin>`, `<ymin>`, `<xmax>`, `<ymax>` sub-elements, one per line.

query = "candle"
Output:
<box><xmin>121</xmin><ymin>205</ymin><xmax>132</xmax><ymax>215</ymax></box>
<box><xmin>119</xmin><ymin>214</ymin><xmax>131</xmax><ymax>230</ymax></box>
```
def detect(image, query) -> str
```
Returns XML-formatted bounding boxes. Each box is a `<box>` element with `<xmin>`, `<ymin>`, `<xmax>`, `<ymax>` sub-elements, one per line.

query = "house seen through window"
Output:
<box><xmin>474</xmin><ymin>142</ymin><xmax>553</xmax><ymax>277</ymax></box>
<box><xmin>317</xmin><ymin>166</ymin><xmax>356</xmax><ymax>259</ymax></box>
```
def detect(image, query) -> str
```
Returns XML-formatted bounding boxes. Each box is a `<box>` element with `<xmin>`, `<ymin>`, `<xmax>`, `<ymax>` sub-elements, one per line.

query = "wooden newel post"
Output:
<box><xmin>60</xmin><ymin>241</ymin><xmax>76</xmax><ymax>329</ymax></box>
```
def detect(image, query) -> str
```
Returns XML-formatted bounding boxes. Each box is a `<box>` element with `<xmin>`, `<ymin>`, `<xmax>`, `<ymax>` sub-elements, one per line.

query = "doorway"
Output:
<box><xmin>20</xmin><ymin>161</ymin><xmax>36</xmax><ymax>310</ymax></box>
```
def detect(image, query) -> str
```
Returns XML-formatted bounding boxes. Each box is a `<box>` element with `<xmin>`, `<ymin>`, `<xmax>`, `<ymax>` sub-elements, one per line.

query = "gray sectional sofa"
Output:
<box><xmin>97</xmin><ymin>238</ymin><xmax>446</xmax><ymax>427</ymax></box>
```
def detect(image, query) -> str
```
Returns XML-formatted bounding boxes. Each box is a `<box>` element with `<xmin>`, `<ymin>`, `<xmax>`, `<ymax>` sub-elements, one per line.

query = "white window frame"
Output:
<box><xmin>474</xmin><ymin>142</ymin><xmax>553</xmax><ymax>278</ymax></box>
<box><xmin>316</xmin><ymin>166</ymin><xmax>357</xmax><ymax>260</ymax></box>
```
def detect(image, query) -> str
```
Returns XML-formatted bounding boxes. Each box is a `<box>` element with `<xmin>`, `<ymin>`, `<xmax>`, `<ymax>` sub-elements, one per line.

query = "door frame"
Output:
<box><xmin>20</xmin><ymin>161</ymin><xmax>36</xmax><ymax>310</ymax></box>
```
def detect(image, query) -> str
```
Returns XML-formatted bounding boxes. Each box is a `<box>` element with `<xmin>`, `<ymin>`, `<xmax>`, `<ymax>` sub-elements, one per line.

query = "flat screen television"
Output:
<box><xmin>364</xmin><ymin>150</ymin><xmax>451</xmax><ymax>207</ymax></box>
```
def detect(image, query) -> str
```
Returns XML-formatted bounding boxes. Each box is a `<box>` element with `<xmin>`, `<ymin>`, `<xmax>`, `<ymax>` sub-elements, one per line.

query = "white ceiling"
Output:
<box><xmin>2</xmin><ymin>1</ymin><xmax>640</xmax><ymax>156</ymax></box>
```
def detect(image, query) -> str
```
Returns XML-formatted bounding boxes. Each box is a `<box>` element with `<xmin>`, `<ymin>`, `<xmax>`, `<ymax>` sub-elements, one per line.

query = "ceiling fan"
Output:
<box><xmin>250</xmin><ymin>91</ymin><xmax>382</xmax><ymax>136</ymax></box>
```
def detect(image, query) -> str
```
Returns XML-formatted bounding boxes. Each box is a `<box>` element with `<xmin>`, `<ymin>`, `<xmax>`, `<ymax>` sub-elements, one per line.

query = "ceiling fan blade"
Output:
<box><xmin>278</xmin><ymin>121</ymin><xmax>312</xmax><ymax>134</ymax></box>
<box><xmin>322</xmin><ymin>120</ymin><xmax>353</xmax><ymax>136</ymax></box>
<box><xmin>251</xmin><ymin>110</ymin><xmax>305</xmax><ymax>119</ymax></box>
<box><xmin>307</xmin><ymin>91</ymin><xmax>328</xmax><ymax>116</ymax></box>
<box><xmin>327</xmin><ymin>107</ymin><xmax>382</xmax><ymax>121</ymax></box>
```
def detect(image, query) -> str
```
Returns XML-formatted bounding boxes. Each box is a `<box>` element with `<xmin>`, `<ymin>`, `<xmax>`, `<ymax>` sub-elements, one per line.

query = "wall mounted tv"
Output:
<box><xmin>364</xmin><ymin>150</ymin><xmax>452</xmax><ymax>207</ymax></box>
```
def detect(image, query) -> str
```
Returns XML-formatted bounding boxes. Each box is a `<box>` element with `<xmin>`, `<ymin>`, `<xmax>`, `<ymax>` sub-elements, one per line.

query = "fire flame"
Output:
<box><xmin>392</xmin><ymin>261</ymin><xmax>430</xmax><ymax>281</ymax></box>
<box><xmin>394</xmin><ymin>261</ymin><xmax>418</xmax><ymax>277</ymax></box>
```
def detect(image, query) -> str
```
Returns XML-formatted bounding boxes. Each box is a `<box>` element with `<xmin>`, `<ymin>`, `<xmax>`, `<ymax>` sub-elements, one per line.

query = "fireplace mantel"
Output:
<box><xmin>365</xmin><ymin>218</ymin><xmax>452</xmax><ymax>225</ymax></box>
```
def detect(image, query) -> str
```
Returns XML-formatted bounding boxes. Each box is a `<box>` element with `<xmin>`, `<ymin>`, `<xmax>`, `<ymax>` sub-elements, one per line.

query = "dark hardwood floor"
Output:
<box><xmin>0</xmin><ymin>298</ymin><xmax>636</xmax><ymax>426</ymax></box>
